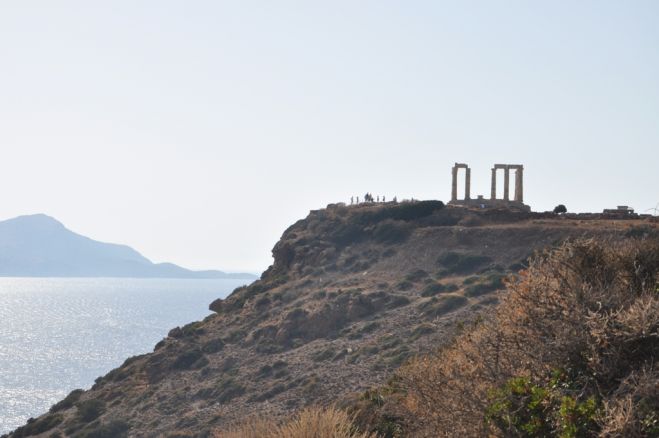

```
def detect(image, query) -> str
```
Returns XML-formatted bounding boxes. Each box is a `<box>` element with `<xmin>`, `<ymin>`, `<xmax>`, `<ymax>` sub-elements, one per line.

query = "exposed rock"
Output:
<box><xmin>8</xmin><ymin>202</ymin><xmax>656</xmax><ymax>437</ymax></box>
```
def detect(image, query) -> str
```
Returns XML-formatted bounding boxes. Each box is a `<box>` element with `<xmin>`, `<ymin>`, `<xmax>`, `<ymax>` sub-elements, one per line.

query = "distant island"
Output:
<box><xmin>0</xmin><ymin>214</ymin><xmax>257</xmax><ymax>279</ymax></box>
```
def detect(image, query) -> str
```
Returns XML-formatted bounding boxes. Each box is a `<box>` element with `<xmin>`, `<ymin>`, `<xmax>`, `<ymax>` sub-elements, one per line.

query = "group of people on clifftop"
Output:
<box><xmin>350</xmin><ymin>193</ymin><xmax>397</xmax><ymax>205</ymax></box>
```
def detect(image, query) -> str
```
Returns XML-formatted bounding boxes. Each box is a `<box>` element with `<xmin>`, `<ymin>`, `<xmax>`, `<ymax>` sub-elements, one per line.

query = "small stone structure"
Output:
<box><xmin>603</xmin><ymin>206</ymin><xmax>635</xmax><ymax>216</ymax></box>
<box><xmin>448</xmin><ymin>162</ymin><xmax>530</xmax><ymax>211</ymax></box>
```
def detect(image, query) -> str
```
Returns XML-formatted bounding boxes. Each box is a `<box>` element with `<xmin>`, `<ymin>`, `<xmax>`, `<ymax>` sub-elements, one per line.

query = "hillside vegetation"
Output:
<box><xmin>6</xmin><ymin>202</ymin><xmax>656</xmax><ymax>437</ymax></box>
<box><xmin>355</xmin><ymin>238</ymin><xmax>659</xmax><ymax>437</ymax></box>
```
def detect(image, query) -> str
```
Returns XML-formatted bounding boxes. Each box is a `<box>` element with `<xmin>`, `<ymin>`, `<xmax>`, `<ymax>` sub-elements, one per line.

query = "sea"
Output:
<box><xmin>0</xmin><ymin>277</ymin><xmax>250</xmax><ymax>434</ymax></box>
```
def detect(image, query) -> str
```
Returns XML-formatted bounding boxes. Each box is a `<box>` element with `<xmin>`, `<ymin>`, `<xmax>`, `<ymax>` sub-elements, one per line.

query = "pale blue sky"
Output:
<box><xmin>1</xmin><ymin>1</ymin><xmax>657</xmax><ymax>272</ymax></box>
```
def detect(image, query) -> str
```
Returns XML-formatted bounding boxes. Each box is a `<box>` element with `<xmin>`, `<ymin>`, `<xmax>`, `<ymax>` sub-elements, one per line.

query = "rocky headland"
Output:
<box><xmin>6</xmin><ymin>202</ymin><xmax>657</xmax><ymax>437</ymax></box>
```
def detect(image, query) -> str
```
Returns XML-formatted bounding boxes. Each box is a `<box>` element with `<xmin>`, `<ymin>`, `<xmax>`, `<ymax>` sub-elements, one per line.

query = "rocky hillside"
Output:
<box><xmin>7</xmin><ymin>202</ymin><xmax>656</xmax><ymax>438</ymax></box>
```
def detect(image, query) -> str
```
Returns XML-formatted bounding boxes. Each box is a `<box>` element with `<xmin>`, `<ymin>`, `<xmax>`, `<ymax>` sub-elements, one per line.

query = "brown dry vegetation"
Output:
<box><xmin>213</xmin><ymin>407</ymin><xmax>375</xmax><ymax>438</ymax></box>
<box><xmin>376</xmin><ymin>238</ymin><xmax>659</xmax><ymax>437</ymax></box>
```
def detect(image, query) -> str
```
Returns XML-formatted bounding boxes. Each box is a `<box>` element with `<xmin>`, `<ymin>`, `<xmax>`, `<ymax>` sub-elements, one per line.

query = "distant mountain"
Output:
<box><xmin>0</xmin><ymin>214</ymin><xmax>257</xmax><ymax>279</ymax></box>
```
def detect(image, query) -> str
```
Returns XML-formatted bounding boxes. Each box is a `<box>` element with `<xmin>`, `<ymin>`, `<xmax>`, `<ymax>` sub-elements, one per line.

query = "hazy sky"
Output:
<box><xmin>1</xmin><ymin>1</ymin><xmax>658</xmax><ymax>272</ymax></box>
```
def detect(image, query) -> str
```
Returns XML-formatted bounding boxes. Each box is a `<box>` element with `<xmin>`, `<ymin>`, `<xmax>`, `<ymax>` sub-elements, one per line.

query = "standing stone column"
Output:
<box><xmin>490</xmin><ymin>168</ymin><xmax>496</xmax><ymax>200</ymax></box>
<box><xmin>465</xmin><ymin>167</ymin><xmax>471</xmax><ymax>200</ymax></box>
<box><xmin>503</xmin><ymin>167</ymin><xmax>510</xmax><ymax>201</ymax></box>
<box><xmin>515</xmin><ymin>167</ymin><xmax>524</xmax><ymax>202</ymax></box>
<box><xmin>451</xmin><ymin>165</ymin><xmax>458</xmax><ymax>201</ymax></box>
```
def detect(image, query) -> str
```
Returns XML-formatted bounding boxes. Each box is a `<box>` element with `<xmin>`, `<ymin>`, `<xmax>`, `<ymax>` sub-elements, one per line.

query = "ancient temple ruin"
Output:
<box><xmin>448</xmin><ymin>163</ymin><xmax>530</xmax><ymax>211</ymax></box>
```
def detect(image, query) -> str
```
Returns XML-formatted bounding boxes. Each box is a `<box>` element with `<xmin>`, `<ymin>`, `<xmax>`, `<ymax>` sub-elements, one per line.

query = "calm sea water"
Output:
<box><xmin>0</xmin><ymin>277</ymin><xmax>249</xmax><ymax>434</ymax></box>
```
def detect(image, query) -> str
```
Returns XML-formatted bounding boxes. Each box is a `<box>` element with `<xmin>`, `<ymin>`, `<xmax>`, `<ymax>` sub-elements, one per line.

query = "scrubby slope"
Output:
<box><xmin>7</xmin><ymin>202</ymin><xmax>655</xmax><ymax>437</ymax></box>
<box><xmin>358</xmin><ymin>237</ymin><xmax>659</xmax><ymax>437</ymax></box>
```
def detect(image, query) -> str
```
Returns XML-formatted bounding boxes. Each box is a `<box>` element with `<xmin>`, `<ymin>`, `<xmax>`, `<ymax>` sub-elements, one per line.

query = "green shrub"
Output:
<box><xmin>76</xmin><ymin>399</ymin><xmax>106</xmax><ymax>422</ymax></box>
<box><xmin>462</xmin><ymin>276</ymin><xmax>480</xmax><ymax>285</ymax></box>
<box><xmin>421</xmin><ymin>282</ymin><xmax>459</xmax><ymax>297</ymax></box>
<box><xmin>371</xmin><ymin>220</ymin><xmax>412</xmax><ymax>243</ymax></box>
<box><xmin>71</xmin><ymin>420</ymin><xmax>129</xmax><ymax>438</ymax></box>
<box><xmin>171</xmin><ymin>349</ymin><xmax>205</xmax><ymax>370</ymax></box>
<box><xmin>626</xmin><ymin>225</ymin><xmax>659</xmax><ymax>239</ymax></box>
<box><xmin>405</xmin><ymin>269</ymin><xmax>429</xmax><ymax>283</ymax></box>
<box><xmin>223</xmin><ymin>329</ymin><xmax>247</xmax><ymax>344</ymax></box>
<box><xmin>420</xmin><ymin>295</ymin><xmax>468</xmax><ymax>317</ymax></box>
<box><xmin>286</xmin><ymin>307</ymin><xmax>308</xmax><ymax>321</ymax></box>
<box><xmin>437</xmin><ymin>252</ymin><xmax>491</xmax><ymax>274</ymax></box>
<box><xmin>387</xmin><ymin>294</ymin><xmax>411</xmax><ymax>308</ymax></box>
<box><xmin>410</xmin><ymin>323</ymin><xmax>435</xmax><ymax>341</ymax></box>
<box><xmin>360</xmin><ymin>321</ymin><xmax>380</xmax><ymax>334</ymax></box>
<box><xmin>216</xmin><ymin>378</ymin><xmax>245</xmax><ymax>403</ymax></box>
<box><xmin>13</xmin><ymin>414</ymin><xmax>63</xmax><ymax>437</ymax></box>
<box><xmin>353</xmin><ymin>200</ymin><xmax>444</xmax><ymax>226</ymax></box>
<box><xmin>50</xmin><ymin>389</ymin><xmax>84</xmax><ymax>412</ymax></box>
<box><xmin>464</xmin><ymin>274</ymin><xmax>505</xmax><ymax>297</ymax></box>
<box><xmin>330</xmin><ymin>222</ymin><xmax>365</xmax><ymax>247</ymax></box>
<box><xmin>202</xmin><ymin>338</ymin><xmax>225</xmax><ymax>354</ymax></box>
<box><xmin>486</xmin><ymin>375</ymin><xmax>599</xmax><ymax>437</ymax></box>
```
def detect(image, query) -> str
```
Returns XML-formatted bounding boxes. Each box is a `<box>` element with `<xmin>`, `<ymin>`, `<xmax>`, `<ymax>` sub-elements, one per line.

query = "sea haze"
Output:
<box><xmin>0</xmin><ymin>277</ymin><xmax>247</xmax><ymax>434</ymax></box>
<box><xmin>0</xmin><ymin>214</ymin><xmax>257</xmax><ymax>279</ymax></box>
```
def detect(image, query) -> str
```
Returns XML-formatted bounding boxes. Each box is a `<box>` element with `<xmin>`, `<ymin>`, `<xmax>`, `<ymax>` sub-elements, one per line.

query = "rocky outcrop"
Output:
<box><xmin>7</xmin><ymin>202</ymin><xmax>655</xmax><ymax>438</ymax></box>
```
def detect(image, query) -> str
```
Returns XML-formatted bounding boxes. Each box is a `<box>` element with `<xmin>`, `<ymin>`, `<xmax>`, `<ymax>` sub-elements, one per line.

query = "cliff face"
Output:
<box><xmin>8</xmin><ymin>202</ymin><xmax>654</xmax><ymax>438</ymax></box>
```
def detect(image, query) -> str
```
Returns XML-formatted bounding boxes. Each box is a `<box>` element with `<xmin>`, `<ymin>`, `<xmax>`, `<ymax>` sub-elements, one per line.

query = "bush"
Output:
<box><xmin>437</xmin><ymin>252</ymin><xmax>491</xmax><ymax>274</ymax></box>
<box><xmin>463</xmin><ymin>274</ymin><xmax>505</xmax><ymax>298</ymax></box>
<box><xmin>202</xmin><ymin>338</ymin><xmax>225</xmax><ymax>354</ymax></box>
<box><xmin>399</xmin><ymin>238</ymin><xmax>659</xmax><ymax>436</ymax></box>
<box><xmin>420</xmin><ymin>282</ymin><xmax>458</xmax><ymax>297</ymax></box>
<box><xmin>352</xmin><ymin>201</ymin><xmax>444</xmax><ymax>226</ymax></box>
<box><xmin>12</xmin><ymin>414</ymin><xmax>63</xmax><ymax>437</ymax></box>
<box><xmin>76</xmin><ymin>399</ymin><xmax>106</xmax><ymax>422</ymax></box>
<box><xmin>214</xmin><ymin>407</ymin><xmax>375</xmax><ymax>438</ymax></box>
<box><xmin>72</xmin><ymin>420</ymin><xmax>130</xmax><ymax>438</ymax></box>
<box><xmin>172</xmin><ymin>349</ymin><xmax>205</xmax><ymax>370</ymax></box>
<box><xmin>419</xmin><ymin>295</ymin><xmax>468</xmax><ymax>317</ymax></box>
<box><xmin>485</xmin><ymin>375</ymin><xmax>598</xmax><ymax>437</ymax></box>
<box><xmin>404</xmin><ymin>269</ymin><xmax>429</xmax><ymax>283</ymax></box>
<box><xmin>216</xmin><ymin>379</ymin><xmax>246</xmax><ymax>403</ymax></box>
<box><xmin>626</xmin><ymin>225</ymin><xmax>659</xmax><ymax>239</ymax></box>
<box><xmin>553</xmin><ymin>204</ymin><xmax>567</xmax><ymax>214</ymax></box>
<box><xmin>371</xmin><ymin>220</ymin><xmax>412</xmax><ymax>243</ymax></box>
<box><xmin>410</xmin><ymin>323</ymin><xmax>435</xmax><ymax>341</ymax></box>
<box><xmin>50</xmin><ymin>388</ymin><xmax>84</xmax><ymax>412</ymax></box>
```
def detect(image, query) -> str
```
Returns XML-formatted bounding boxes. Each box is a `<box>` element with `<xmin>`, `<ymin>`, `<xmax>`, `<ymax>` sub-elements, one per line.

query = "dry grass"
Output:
<box><xmin>397</xmin><ymin>238</ymin><xmax>659</xmax><ymax>437</ymax></box>
<box><xmin>213</xmin><ymin>406</ymin><xmax>375</xmax><ymax>438</ymax></box>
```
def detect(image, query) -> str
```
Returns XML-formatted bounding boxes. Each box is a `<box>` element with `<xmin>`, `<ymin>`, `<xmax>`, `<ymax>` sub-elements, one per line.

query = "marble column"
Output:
<box><xmin>515</xmin><ymin>167</ymin><xmax>523</xmax><ymax>202</ymax></box>
<box><xmin>451</xmin><ymin>166</ymin><xmax>458</xmax><ymax>201</ymax></box>
<box><xmin>490</xmin><ymin>168</ymin><xmax>496</xmax><ymax>200</ymax></box>
<box><xmin>465</xmin><ymin>167</ymin><xmax>471</xmax><ymax>200</ymax></box>
<box><xmin>503</xmin><ymin>167</ymin><xmax>510</xmax><ymax>201</ymax></box>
